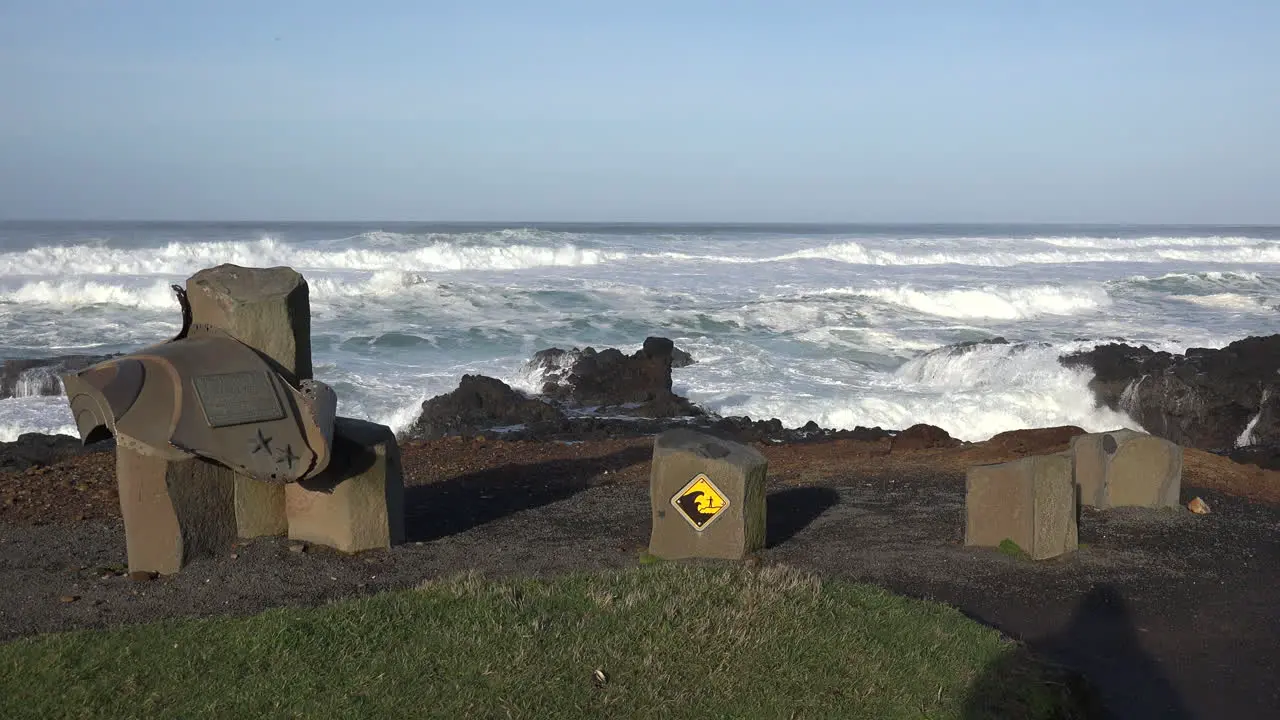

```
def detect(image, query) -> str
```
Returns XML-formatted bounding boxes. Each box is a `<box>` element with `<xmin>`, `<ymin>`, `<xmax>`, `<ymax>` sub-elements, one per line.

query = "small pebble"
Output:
<box><xmin>289</xmin><ymin>543</ymin><xmax>306</xmax><ymax>553</ymax></box>
<box><xmin>230</xmin><ymin>553</ymin><xmax>239</xmax><ymax>559</ymax></box>
<box><xmin>59</xmin><ymin>595</ymin><xmax>79</xmax><ymax>603</ymax></box>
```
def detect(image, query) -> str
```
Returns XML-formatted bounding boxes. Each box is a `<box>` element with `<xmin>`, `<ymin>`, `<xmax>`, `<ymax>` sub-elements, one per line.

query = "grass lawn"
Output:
<box><xmin>0</xmin><ymin>563</ymin><xmax>1094</xmax><ymax>719</ymax></box>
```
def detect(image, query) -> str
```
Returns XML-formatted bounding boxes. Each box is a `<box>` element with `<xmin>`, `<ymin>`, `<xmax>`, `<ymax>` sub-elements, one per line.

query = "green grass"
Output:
<box><xmin>998</xmin><ymin>538</ymin><xmax>1030</xmax><ymax>560</ymax></box>
<box><xmin>0</xmin><ymin>564</ymin><xmax>1092</xmax><ymax>720</ymax></box>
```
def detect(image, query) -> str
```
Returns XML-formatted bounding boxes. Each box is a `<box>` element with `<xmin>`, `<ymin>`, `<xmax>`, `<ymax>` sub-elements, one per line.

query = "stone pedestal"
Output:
<box><xmin>965</xmin><ymin>452</ymin><xmax>1078</xmax><ymax>560</ymax></box>
<box><xmin>185</xmin><ymin>264</ymin><xmax>313</xmax><ymax>538</ymax></box>
<box><xmin>186</xmin><ymin>264</ymin><xmax>312</xmax><ymax>384</ymax></box>
<box><xmin>1071</xmin><ymin>429</ymin><xmax>1183</xmax><ymax>509</ymax></box>
<box><xmin>285</xmin><ymin>417</ymin><xmax>405</xmax><ymax>553</ymax></box>
<box><xmin>116</xmin><ymin>438</ymin><xmax>237</xmax><ymax>575</ymax></box>
<box><xmin>648</xmin><ymin>429</ymin><xmax>767</xmax><ymax>561</ymax></box>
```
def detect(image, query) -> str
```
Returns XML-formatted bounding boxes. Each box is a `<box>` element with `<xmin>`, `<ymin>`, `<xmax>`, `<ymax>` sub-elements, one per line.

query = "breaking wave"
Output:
<box><xmin>0</xmin><ymin>279</ymin><xmax>180</xmax><ymax>309</ymax></box>
<box><xmin>837</xmin><ymin>284</ymin><xmax>1111</xmax><ymax>320</ymax></box>
<box><xmin>0</xmin><ymin>237</ymin><xmax>621</xmax><ymax>277</ymax></box>
<box><xmin>637</xmin><ymin>238</ymin><xmax>1280</xmax><ymax>267</ymax></box>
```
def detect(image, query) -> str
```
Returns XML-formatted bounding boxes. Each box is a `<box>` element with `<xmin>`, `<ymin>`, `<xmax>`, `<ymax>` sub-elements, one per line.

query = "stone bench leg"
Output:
<box><xmin>116</xmin><ymin>443</ymin><xmax>237</xmax><ymax>575</ymax></box>
<box><xmin>285</xmin><ymin>417</ymin><xmax>405</xmax><ymax>553</ymax></box>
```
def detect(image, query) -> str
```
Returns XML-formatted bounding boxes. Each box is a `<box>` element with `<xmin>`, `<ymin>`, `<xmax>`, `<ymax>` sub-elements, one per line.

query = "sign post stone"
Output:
<box><xmin>648</xmin><ymin>429</ymin><xmax>767</xmax><ymax>561</ymax></box>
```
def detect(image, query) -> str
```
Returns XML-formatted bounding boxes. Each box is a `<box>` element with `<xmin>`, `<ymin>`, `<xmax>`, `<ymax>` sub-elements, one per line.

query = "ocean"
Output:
<box><xmin>1</xmin><ymin>221</ymin><xmax>1277</xmax><ymax>443</ymax></box>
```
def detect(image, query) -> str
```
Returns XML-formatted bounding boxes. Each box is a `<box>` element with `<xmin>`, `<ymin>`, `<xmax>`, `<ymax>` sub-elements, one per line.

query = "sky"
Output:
<box><xmin>0</xmin><ymin>0</ymin><xmax>1277</xmax><ymax>223</ymax></box>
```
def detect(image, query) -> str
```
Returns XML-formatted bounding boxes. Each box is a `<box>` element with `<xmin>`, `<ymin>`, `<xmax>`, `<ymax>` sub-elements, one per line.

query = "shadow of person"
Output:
<box><xmin>766</xmin><ymin>487</ymin><xmax>839</xmax><ymax>547</ymax></box>
<box><xmin>402</xmin><ymin>445</ymin><xmax>651</xmax><ymax>542</ymax></box>
<box><xmin>962</xmin><ymin>584</ymin><xmax>1193</xmax><ymax>720</ymax></box>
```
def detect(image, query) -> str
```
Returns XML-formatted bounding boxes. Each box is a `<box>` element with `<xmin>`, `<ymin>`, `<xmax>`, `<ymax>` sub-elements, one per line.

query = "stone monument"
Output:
<box><xmin>965</xmin><ymin>452</ymin><xmax>1078</xmax><ymax>560</ymax></box>
<box><xmin>1070</xmin><ymin>429</ymin><xmax>1182</xmax><ymax>509</ymax></box>
<box><xmin>61</xmin><ymin>264</ymin><xmax>404</xmax><ymax>574</ymax></box>
<box><xmin>648</xmin><ymin>429</ymin><xmax>767</xmax><ymax>561</ymax></box>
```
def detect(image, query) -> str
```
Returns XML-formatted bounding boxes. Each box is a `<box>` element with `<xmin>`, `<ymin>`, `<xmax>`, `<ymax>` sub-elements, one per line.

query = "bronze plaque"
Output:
<box><xmin>193</xmin><ymin>371</ymin><xmax>285</xmax><ymax>428</ymax></box>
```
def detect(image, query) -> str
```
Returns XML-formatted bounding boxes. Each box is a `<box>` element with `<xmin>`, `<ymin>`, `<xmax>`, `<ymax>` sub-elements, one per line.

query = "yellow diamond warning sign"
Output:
<box><xmin>672</xmin><ymin>473</ymin><xmax>730</xmax><ymax>531</ymax></box>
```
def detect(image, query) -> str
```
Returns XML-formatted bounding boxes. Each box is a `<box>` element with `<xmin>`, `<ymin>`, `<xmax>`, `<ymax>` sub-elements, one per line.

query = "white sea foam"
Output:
<box><xmin>777</xmin><ymin>240</ymin><xmax>1280</xmax><ymax>267</ymax></box>
<box><xmin>639</xmin><ymin>239</ymin><xmax>1280</xmax><ymax>267</ymax></box>
<box><xmin>0</xmin><ymin>397</ymin><xmax>77</xmax><ymax>442</ymax></box>
<box><xmin>676</xmin><ymin>339</ymin><xmax>1142</xmax><ymax>442</ymax></box>
<box><xmin>0</xmin><ymin>279</ymin><xmax>180</xmax><ymax>309</ymax></box>
<box><xmin>0</xmin><ymin>237</ymin><xmax>621</xmax><ymax>277</ymax></box>
<box><xmin>1037</xmin><ymin>235</ymin><xmax>1264</xmax><ymax>249</ymax></box>
<box><xmin>844</xmin><ymin>284</ymin><xmax>1111</xmax><ymax>319</ymax></box>
<box><xmin>1176</xmin><ymin>293</ymin><xmax>1272</xmax><ymax>312</ymax></box>
<box><xmin>1236</xmin><ymin>389</ymin><xmax>1271</xmax><ymax>448</ymax></box>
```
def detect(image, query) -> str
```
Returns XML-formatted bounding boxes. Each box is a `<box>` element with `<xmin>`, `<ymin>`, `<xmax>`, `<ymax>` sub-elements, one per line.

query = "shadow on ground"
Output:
<box><xmin>403</xmin><ymin>446</ymin><xmax>651</xmax><ymax>541</ymax></box>
<box><xmin>766</xmin><ymin>487</ymin><xmax>839</xmax><ymax>547</ymax></box>
<box><xmin>964</xmin><ymin>584</ymin><xmax>1192</xmax><ymax>720</ymax></box>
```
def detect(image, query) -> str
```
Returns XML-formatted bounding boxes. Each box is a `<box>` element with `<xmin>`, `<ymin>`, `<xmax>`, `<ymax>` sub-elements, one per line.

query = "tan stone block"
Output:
<box><xmin>186</xmin><ymin>264</ymin><xmax>312</xmax><ymax>385</ymax></box>
<box><xmin>1071</xmin><ymin>429</ymin><xmax>1182</xmax><ymax>509</ymax></box>
<box><xmin>966</xmin><ymin>452</ymin><xmax>1078</xmax><ymax>560</ymax></box>
<box><xmin>116</xmin><ymin>439</ymin><xmax>237</xmax><ymax>575</ymax></box>
<box><xmin>186</xmin><ymin>263</ymin><xmax>316</xmax><ymax>536</ymax></box>
<box><xmin>234</xmin><ymin>478</ymin><xmax>287</xmax><ymax>537</ymax></box>
<box><xmin>285</xmin><ymin>417</ymin><xmax>404</xmax><ymax>553</ymax></box>
<box><xmin>648</xmin><ymin>429</ymin><xmax>767</xmax><ymax>561</ymax></box>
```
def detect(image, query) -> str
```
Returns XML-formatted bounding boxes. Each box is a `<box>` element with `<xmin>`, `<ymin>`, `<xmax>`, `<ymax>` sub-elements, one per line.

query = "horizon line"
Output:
<box><xmin>3</xmin><ymin>218</ymin><xmax>1279</xmax><ymax>227</ymax></box>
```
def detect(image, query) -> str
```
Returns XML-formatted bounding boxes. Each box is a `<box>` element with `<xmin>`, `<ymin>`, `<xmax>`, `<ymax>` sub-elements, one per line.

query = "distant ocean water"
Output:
<box><xmin>1</xmin><ymin>221</ymin><xmax>1278</xmax><ymax>443</ymax></box>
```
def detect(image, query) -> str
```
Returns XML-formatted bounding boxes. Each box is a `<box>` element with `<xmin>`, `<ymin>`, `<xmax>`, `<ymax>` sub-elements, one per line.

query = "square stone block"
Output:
<box><xmin>285</xmin><ymin>417</ymin><xmax>405</xmax><ymax>553</ymax></box>
<box><xmin>1071</xmin><ymin>429</ymin><xmax>1182</xmax><ymax>509</ymax></box>
<box><xmin>648</xmin><ymin>429</ymin><xmax>767</xmax><ymax>561</ymax></box>
<box><xmin>234</xmin><ymin>477</ymin><xmax>287</xmax><ymax>538</ymax></box>
<box><xmin>186</xmin><ymin>264</ymin><xmax>312</xmax><ymax>385</ymax></box>
<box><xmin>116</xmin><ymin>440</ymin><xmax>237</xmax><ymax>575</ymax></box>
<box><xmin>966</xmin><ymin>452</ymin><xmax>1078</xmax><ymax>560</ymax></box>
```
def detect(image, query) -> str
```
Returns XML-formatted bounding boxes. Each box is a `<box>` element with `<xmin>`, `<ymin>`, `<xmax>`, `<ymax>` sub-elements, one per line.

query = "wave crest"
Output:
<box><xmin>838</xmin><ymin>284</ymin><xmax>1110</xmax><ymax>319</ymax></box>
<box><xmin>0</xmin><ymin>237</ymin><xmax>621</xmax><ymax>277</ymax></box>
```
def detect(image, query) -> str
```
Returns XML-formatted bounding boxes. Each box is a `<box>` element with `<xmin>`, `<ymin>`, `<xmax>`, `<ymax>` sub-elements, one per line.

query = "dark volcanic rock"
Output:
<box><xmin>535</xmin><ymin>336</ymin><xmax>701</xmax><ymax>417</ymax></box>
<box><xmin>707</xmin><ymin>416</ymin><xmax>890</xmax><ymax>445</ymax></box>
<box><xmin>1061</xmin><ymin>334</ymin><xmax>1280</xmax><ymax>451</ymax></box>
<box><xmin>890</xmin><ymin>424</ymin><xmax>962</xmax><ymax>452</ymax></box>
<box><xmin>948</xmin><ymin>337</ymin><xmax>1010</xmax><ymax>354</ymax></box>
<box><xmin>0</xmin><ymin>433</ymin><xmax>112</xmax><ymax>473</ymax></box>
<box><xmin>1228</xmin><ymin>444</ymin><xmax>1280</xmax><ymax>471</ymax></box>
<box><xmin>408</xmin><ymin>375</ymin><xmax>568</xmax><ymax>440</ymax></box>
<box><xmin>671</xmin><ymin>346</ymin><xmax>695</xmax><ymax>368</ymax></box>
<box><xmin>1</xmin><ymin>354</ymin><xmax>116</xmax><ymax>399</ymax></box>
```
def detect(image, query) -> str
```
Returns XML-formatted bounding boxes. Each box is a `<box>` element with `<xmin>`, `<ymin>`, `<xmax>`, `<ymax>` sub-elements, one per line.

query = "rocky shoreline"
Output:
<box><xmin>1061</xmin><ymin>334</ymin><xmax>1279</xmax><ymax>469</ymax></box>
<box><xmin>5</xmin><ymin>333</ymin><xmax>1278</xmax><ymax>472</ymax></box>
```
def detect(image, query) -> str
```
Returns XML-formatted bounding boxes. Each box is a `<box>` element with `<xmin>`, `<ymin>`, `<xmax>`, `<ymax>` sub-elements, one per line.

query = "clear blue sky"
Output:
<box><xmin>1</xmin><ymin>1</ymin><xmax>1276</xmax><ymax>223</ymax></box>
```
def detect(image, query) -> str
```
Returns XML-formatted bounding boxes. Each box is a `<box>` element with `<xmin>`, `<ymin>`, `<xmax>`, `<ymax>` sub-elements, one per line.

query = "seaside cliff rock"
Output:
<box><xmin>408</xmin><ymin>375</ymin><xmax>568</xmax><ymax>440</ymax></box>
<box><xmin>400</xmin><ymin>337</ymin><xmax>900</xmax><ymax>444</ymax></box>
<box><xmin>1060</xmin><ymin>334</ymin><xmax>1280</xmax><ymax>453</ymax></box>
<box><xmin>1</xmin><ymin>354</ymin><xmax>118</xmax><ymax>399</ymax></box>
<box><xmin>0</xmin><ymin>433</ymin><xmax>113</xmax><ymax>473</ymax></box>
<box><xmin>890</xmin><ymin>424</ymin><xmax>962</xmax><ymax>452</ymax></box>
<box><xmin>532</xmin><ymin>336</ymin><xmax>701</xmax><ymax>418</ymax></box>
